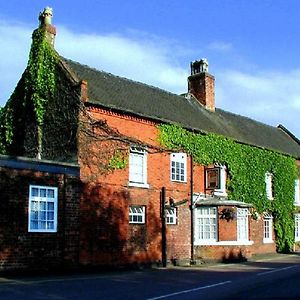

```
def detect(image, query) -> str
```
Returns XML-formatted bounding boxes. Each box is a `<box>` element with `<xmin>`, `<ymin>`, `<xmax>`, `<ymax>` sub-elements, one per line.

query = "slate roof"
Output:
<box><xmin>64</xmin><ymin>58</ymin><xmax>300</xmax><ymax>158</ymax></box>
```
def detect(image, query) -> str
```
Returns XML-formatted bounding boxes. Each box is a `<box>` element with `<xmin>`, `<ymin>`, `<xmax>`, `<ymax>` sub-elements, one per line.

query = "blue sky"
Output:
<box><xmin>1</xmin><ymin>0</ymin><xmax>300</xmax><ymax>138</ymax></box>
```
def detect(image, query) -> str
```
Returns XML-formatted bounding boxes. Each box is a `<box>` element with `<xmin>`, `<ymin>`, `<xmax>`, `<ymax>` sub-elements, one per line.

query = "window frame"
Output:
<box><xmin>128</xmin><ymin>147</ymin><xmax>149</xmax><ymax>188</ymax></box>
<box><xmin>205</xmin><ymin>165</ymin><xmax>227</xmax><ymax>196</ymax></box>
<box><xmin>28</xmin><ymin>185</ymin><xmax>58</xmax><ymax>233</ymax></box>
<box><xmin>265</xmin><ymin>172</ymin><xmax>274</xmax><ymax>200</ymax></box>
<box><xmin>170</xmin><ymin>153</ymin><xmax>187</xmax><ymax>183</ymax></box>
<box><xmin>237</xmin><ymin>208</ymin><xmax>249</xmax><ymax>242</ymax></box>
<box><xmin>166</xmin><ymin>207</ymin><xmax>177</xmax><ymax>225</ymax></box>
<box><xmin>129</xmin><ymin>205</ymin><xmax>146</xmax><ymax>224</ymax></box>
<box><xmin>194</xmin><ymin>206</ymin><xmax>218</xmax><ymax>244</ymax></box>
<box><xmin>295</xmin><ymin>214</ymin><xmax>300</xmax><ymax>242</ymax></box>
<box><xmin>263</xmin><ymin>213</ymin><xmax>273</xmax><ymax>243</ymax></box>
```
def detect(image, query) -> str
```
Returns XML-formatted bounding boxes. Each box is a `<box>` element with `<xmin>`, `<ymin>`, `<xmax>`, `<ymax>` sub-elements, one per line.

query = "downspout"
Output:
<box><xmin>190</xmin><ymin>155</ymin><xmax>195</xmax><ymax>264</ymax></box>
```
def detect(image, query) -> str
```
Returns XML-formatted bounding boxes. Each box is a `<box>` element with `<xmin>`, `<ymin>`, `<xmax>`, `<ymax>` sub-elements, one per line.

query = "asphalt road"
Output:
<box><xmin>1</xmin><ymin>253</ymin><xmax>300</xmax><ymax>299</ymax></box>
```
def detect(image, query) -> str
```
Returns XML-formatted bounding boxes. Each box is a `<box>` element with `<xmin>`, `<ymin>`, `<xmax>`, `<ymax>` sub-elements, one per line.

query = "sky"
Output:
<box><xmin>1</xmin><ymin>0</ymin><xmax>300</xmax><ymax>138</ymax></box>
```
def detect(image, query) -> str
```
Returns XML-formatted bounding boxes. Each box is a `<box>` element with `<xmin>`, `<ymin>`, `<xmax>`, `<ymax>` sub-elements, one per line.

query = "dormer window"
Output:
<box><xmin>205</xmin><ymin>165</ymin><xmax>227</xmax><ymax>196</ymax></box>
<box><xmin>265</xmin><ymin>172</ymin><xmax>274</xmax><ymax>200</ymax></box>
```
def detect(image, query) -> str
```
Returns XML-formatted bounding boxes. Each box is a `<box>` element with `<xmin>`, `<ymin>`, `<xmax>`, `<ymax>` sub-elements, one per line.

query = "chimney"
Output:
<box><xmin>38</xmin><ymin>7</ymin><xmax>56</xmax><ymax>46</ymax></box>
<box><xmin>188</xmin><ymin>58</ymin><xmax>215</xmax><ymax>112</ymax></box>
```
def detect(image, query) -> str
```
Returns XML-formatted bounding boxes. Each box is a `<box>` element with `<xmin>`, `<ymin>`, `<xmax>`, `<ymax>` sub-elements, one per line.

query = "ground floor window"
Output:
<box><xmin>237</xmin><ymin>208</ymin><xmax>249</xmax><ymax>241</ymax></box>
<box><xmin>195</xmin><ymin>207</ymin><xmax>217</xmax><ymax>244</ymax></box>
<box><xmin>129</xmin><ymin>205</ymin><xmax>146</xmax><ymax>224</ymax></box>
<box><xmin>166</xmin><ymin>207</ymin><xmax>177</xmax><ymax>225</ymax></box>
<box><xmin>295</xmin><ymin>214</ymin><xmax>300</xmax><ymax>242</ymax></box>
<box><xmin>263</xmin><ymin>213</ymin><xmax>273</xmax><ymax>243</ymax></box>
<box><xmin>28</xmin><ymin>185</ymin><xmax>58</xmax><ymax>233</ymax></box>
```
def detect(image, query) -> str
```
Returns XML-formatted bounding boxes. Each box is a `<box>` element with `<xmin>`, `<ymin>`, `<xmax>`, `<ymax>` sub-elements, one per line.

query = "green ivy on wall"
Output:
<box><xmin>158</xmin><ymin>123</ymin><xmax>298</xmax><ymax>252</ymax></box>
<box><xmin>0</xmin><ymin>27</ymin><xmax>59</xmax><ymax>155</ymax></box>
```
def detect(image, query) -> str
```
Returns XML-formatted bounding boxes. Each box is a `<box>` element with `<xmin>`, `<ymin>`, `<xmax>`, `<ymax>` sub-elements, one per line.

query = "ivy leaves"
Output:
<box><xmin>158</xmin><ymin>123</ymin><xmax>298</xmax><ymax>252</ymax></box>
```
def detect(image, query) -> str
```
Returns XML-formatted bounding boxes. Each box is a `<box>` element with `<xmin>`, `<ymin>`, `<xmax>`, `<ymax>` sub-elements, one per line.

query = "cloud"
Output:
<box><xmin>0</xmin><ymin>20</ymin><xmax>32</xmax><ymax>105</ymax></box>
<box><xmin>0</xmin><ymin>18</ymin><xmax>299</xmax><ymax>139</ymax></box>
<box><xmin>216</xmin><ymin>69</ymin><xmax>300</xmax><ymax>138</ymax></box>
<box><xmin>56</xmin><ymin>26</ymin><xmax>188</xmax><ymax>94</ymax></box>
<box><xmin>0</xmin><ymin>20</ymin><xmax>189</xmax><ymax>107</ymax></box>
<box><xmin>207</xmin><ymin>41</ymin><xmax>233</xmax><ymax>52</ymax></box>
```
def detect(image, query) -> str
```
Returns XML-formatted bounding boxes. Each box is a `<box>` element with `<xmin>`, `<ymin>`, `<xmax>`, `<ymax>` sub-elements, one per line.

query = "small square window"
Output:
<box><xmin>166</xmin><ymin>208</ymin><xmax>177</xmax><ymax>225</ymax></box>
<box><xmin>129</xmin><ymin>206</ymin><xmax>146</xmax><ymax>224</ymax></box>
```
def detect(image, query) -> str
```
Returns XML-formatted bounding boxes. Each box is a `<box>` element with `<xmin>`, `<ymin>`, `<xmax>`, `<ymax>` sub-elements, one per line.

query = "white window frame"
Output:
<box><xmin>170</xmin><ymin>153</ymin><xmax>187</xmax><ymax>183</ymax></box>
<box><xmin>263</xmin><ymin>212</ymin><xmax>273</xmax><ymax>243</ymax></box>
<box><xmin>294</xmin><ymin>179</ymin><xmax>300</xmax><ymax>206</ymax></box>
<box><xmin>237</xmin><ymin>208</ymin><xmax>249</xmax><ymax>242</ymax></box>
<box><xmin>265</xmin><ymin>172</ymin><xmax>274</xmax><ymax>200</ymax></box>
<box><xmin>206</xmin><ymin>165</ymin><xmax>227</xmax><ymax>197</ymax></box>
<box><xmin>166</xmin><ymin>207</ymin><xmax>177</xmax><ymax>225</ymax></box>
<box><xmin>129</xmin><ymin>206</ymin><xmax>146</xmax><ymax>224</ymax></box>
<box><xmin>194</xmin><ymin>207</ymin><xmax>217</xmax><ymax>245</ymax></box>
<box><xmin>28</xmin><ymin>185</ymin><xmax>58</xmax><ymax>233</ymax></box>
<box><xmin>295</xmin><ymin>214</ymin><xmax>300</xmax><ymax>242</ymax></box>
<box><xmin>128</xmin><ymin>147</ymin><xmax>149</xmax><ymax>188</ymax></box>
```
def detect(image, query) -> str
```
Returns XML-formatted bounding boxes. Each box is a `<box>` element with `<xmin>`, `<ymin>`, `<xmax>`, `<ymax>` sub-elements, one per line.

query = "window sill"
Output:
<box><xmin>263</xmin><ymin>239</ymin><xmax>274</xmax><ymax>244</ymax></box>
<box><xmin>128</xmin><ymin>182</ymin><xmax>149</xmax><ymax>189</ymax></box>
<box><xmin>213</xmin><ymin>190</ymin><xmax>228</xmax><ymax>197</ymax></box>
<box><xmin>195</xmin><ymin>240</ymin><xmax>254</xmax><ymax>246</ymax></box>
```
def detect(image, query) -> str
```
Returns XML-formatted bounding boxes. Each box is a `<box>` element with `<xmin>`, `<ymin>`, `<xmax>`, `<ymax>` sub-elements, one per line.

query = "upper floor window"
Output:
<box><xmin>237</xmin><ymin>208</ymin><xmax>249</xmax><ymax>242</ymax></box>
<box><xmin>129</xmin><ymin>147</ymin><xmax>148</xmax><ymax>188</ymax></box>
<box><xmin>263</xmin><ymin>212</ymin><xmax>273</xmax><ymax>243</ymax></box>
<box><xmin>166</xmin><ymin>207</ymin><xmax>177</xmax><ymax>225</ymax></box>
<box><xmin>205</xmin><ymin>165</ymin><xmax>227</xmax><ymax>196</ymax></box>
<box><xmin>170</xmin><ymin>153</ymin><xmax>187</xmax><ymax>183</ymax></box>
<box><xmin>129</xmin><ymin>205</ymin><xmax>146</xmax><ymax>224</ymax></box>
<box><xmin>295</xmin><ymin>179</ymin><xmax>300</xmax><ymax>206</ymax></box>
<box><xmin>194</xmin><ymin>207</ymin><xmax>217</xmax><ymax>244</ymax></box>
<box><xmin>28</xmin><ymin>185</ymin><xmax>58</xmax><ymax>233</ymax></box>
<box><xmin>265</xmin><ymin>172</ymin><xmax>274</xmax><ymax>200</ymax></box>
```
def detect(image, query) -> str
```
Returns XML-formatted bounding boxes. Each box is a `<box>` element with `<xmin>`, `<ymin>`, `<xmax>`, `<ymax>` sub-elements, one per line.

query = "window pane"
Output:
<box><xmin>47</xmin><ymin>189</ymin><xmax>54</xmax><ymax>198</ymax></box>
<box><xmin>40</xmin><ymin>189</ymin><xmax>47</xmax><ymax>198</ymax></box>
<box><xmin>32</xmin><ymin>188</ymin><xmax>39</xmax><ymax>197</ymax></box>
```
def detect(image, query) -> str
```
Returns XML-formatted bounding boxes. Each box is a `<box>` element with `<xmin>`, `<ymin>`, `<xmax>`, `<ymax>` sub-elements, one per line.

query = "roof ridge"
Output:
<box><xmin>63</xmin><ymin>57</ymin><xmax>185</xmax><ymax>100</ymax></box>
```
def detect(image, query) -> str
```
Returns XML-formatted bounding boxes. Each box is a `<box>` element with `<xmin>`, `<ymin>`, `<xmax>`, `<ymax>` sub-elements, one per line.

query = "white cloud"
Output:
<box><xmin>0</xmin><ymin>20</ymin><xmax>32</xmax><ymax>105</ymax></box>
<box><xmin>55</xmin><ymin>26</ymin><xmax>188</xmax><ymax>94</ymax></box>
<box><xmin>207</xmin><ymin>41</ymin><xmax>233</xmax><ymax>52</ymax></box>
<box><xmin>216</xmin><ymin>69</ymin><xmax>300</xmax><ymax>138</ymax></box>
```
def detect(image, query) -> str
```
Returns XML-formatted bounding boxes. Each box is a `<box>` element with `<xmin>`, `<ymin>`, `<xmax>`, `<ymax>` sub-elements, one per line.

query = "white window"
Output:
<box><xmin>295</xmin><ymin>214</ymin><xmax>300</xmax><ymax>242</ymax></box>
<box><xmin>265</xmin><ymin>172</ymin><xmax>274</xmax><ymax>200</ymax></box>
<box><xmin>129</xmin><ymin>147</ymin><xmax>148</xmax><ymax>188</ymax></box>
<box><xmin>194</xmin><ymin>207</ymin><xmax>217</xmax><ymax>244</ymax></box>
<box><xmin>237</xmin><ymin>208</ymin><xmax>249</xmax><ymax>241</ymax></box>
<box><xmin>28</xmin><ymin>185</ymin><xmax>58</xmax><ymax>233</ymax></box>
<box><xmin>129</xmin><ymin>206</ymin><xmax>146</xmax><ymax>224</ymax></box>
<box><xmin>166</xmin><ymin>207</ymin><xmax>177</xmax><ymax>225</ymax></box>
<box><xmin>206</xmin><ymin>165</ymin><xmax>227</xmax><ymax>196</ymax></box>
<box><xmin>263</xmin><ymin>213</ymin><xmax>273</xmax><ymax>243</ymax></box>
<box><xmin>170</xmin><ymin>153</ymin><xmax>187</xmax><ymax>182</ymax></box>
<box><xmin>295</xmin><ymin>179</ymin><xmax>300</xmax><ymax>205</ymax></box>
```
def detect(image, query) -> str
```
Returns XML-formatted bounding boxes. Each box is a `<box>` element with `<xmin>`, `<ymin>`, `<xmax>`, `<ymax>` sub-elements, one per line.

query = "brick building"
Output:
<box><xmin>1</xmin><ymin>8</ymin><xmax>300</xmax><ymax>271</ymax></box>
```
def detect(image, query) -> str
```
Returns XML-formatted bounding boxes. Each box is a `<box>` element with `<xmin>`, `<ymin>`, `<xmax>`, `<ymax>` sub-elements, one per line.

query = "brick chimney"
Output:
<box><xmin>188</xmin><ymin>59</ymin><xmax>215</xmax><ymax>112</ymax></box>
<box><xmin>38</xmin><ymin>7</ymin><xmax>56</xmax><ymax>46</ymax></box>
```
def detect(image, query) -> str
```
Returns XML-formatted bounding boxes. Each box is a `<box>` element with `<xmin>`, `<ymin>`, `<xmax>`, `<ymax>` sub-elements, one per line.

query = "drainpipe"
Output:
<box><xmin>161</xmin><ymin>187</ymin><xmax>167</xmax><ymax>267</ymax></box>
<box><xmin>190</xmin><ymin>156</ymin><xmax>195</xmax><ymax>264</ymax></box>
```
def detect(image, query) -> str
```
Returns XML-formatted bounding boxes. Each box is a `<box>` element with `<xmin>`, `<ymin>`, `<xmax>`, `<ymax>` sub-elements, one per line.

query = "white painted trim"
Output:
<box><xmin>194</xmin><ymin>240</ymin><xmax>254</xmax><ymax>246</ymax></box>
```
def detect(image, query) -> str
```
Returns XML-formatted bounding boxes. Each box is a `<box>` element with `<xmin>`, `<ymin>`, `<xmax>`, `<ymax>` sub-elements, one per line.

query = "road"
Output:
<box><xmin>0</xmin><ymin>254</ymin><xmax>300</xmax><ymax>299</ymax></box>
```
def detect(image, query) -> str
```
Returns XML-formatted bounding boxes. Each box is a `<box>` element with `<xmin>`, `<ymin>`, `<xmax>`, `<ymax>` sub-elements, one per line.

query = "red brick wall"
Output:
<box><xmin>0</xmin><ymin>165</ymin><xmax>80</xmax><ymax>271</ymax></box>
<box><xmin>77</xmin><ymin>106</ymin><xmax>278</xmax><ymax>266</ymax></box>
